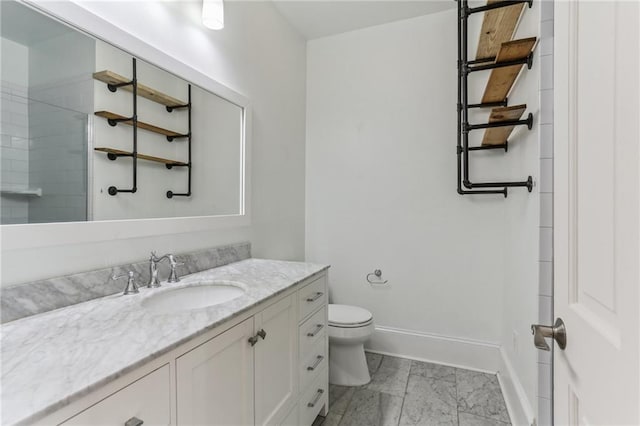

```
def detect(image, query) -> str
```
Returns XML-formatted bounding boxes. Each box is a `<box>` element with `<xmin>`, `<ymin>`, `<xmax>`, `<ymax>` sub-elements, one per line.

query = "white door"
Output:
<box><xmin>554</xmin><ymin>1</ymin><xmax>639</xmax><ymax>424</ymax></box>
<box><xmin>254</xmin><ymin>295</ymin><xmax>298</xmax><ymax>426</ymax></box>
<box><xmin>176</xmin><ymin>318</ymin><xmax>255</xmax><ymax>425</ymax></box>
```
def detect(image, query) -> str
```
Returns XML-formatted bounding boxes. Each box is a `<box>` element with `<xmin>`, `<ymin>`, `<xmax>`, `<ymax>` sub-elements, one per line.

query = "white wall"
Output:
<box><xmin>306</xmin><ymin>10</ymin><xmax>508</xmax><ymax>345</ymax></box>
<box><xmin>1</xmin><ymin>0</ymin><xmax>307</xmax><ymax>285</ymax></box>
<box><xmin>306</xmin><ymin>7</ymin><xmax>539</xmax><ymax>423</ymax></box>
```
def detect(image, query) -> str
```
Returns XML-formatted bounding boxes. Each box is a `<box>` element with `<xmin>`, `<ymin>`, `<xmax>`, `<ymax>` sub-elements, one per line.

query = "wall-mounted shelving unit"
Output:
<box><xmin>457</xmin><ymin>0</ymin><xmax>536</xmax><ymax>197</ymax></box>
<box><xmin>93</xmin><ymin>59</ymin><xmax>192</xmax><ymax>198</ymax></box>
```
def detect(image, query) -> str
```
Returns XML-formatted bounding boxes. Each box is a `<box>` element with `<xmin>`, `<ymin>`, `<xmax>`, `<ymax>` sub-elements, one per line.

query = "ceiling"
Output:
<box><xmin>271</xmin><ymin>0</ymin><xmax>455</xmax><ymax>40</ymax></box>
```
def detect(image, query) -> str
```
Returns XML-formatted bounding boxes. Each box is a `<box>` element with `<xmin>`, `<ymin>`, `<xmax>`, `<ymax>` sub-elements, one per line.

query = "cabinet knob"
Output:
<box><xmin>248</xmin><ymin>335</ymin><xmax>259</xmax><ymax>346</ymax></box>
<box><xmin>257</xmin><ymin>329</ymin><xmax>267</xmax><ymax>340</ymax></box>
<box><xmin>125</xmin><ymin>417</ymin><xmax>144</xmax><ymax>426</ymax></box>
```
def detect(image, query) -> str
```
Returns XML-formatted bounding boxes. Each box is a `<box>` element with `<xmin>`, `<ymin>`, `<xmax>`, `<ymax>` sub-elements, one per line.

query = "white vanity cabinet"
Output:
<box><xmin>177</xmin><ymin>294</ymin><xmax>298</xmax><ymax>426</ymax></box>
<box><xmin>62</xmin><ymin>364</ymin><xmax>171</xmax><ymax>426</ymax></box>
<box><xmin>176</xmin><ymin>318</ymin><xmax>255</xmax><ymax>426</ymax></box>
<box><xmin>254</xmin><ymin>295</ymin><xmax>298</xmax><ymax>426</ymax></box>
<box><xmin>51</xmin><ymin>271</ymin><xmax>328</xmax><ymax>426</ymax></box>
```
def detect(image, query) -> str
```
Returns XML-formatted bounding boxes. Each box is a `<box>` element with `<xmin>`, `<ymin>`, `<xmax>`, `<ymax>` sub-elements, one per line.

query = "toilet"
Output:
<box><xmin>328</xmin><ymin>304</ymin><xmax>375</xmax><ymax>386</ymax></box>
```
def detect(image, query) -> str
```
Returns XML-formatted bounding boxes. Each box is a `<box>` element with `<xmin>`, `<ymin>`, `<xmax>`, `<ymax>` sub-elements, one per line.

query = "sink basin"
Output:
<box><xmin>142</xmin><ymin>281</ymin><xmax>245</xmax><ymax>313</ymax></box>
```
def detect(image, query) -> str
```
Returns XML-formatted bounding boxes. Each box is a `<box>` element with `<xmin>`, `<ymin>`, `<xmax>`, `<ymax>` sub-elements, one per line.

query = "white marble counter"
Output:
<box><xmin>0</xmin><ymin>259</ymin><xmax>328</xmax><ymax>425</ymax></box>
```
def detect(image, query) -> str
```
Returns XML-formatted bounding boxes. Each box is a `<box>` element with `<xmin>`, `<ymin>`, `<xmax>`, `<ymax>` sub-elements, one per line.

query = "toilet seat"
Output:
<box><xmin>329</xmin><ymin>304</ymin><xmax>373</xmax><ymax>328</ymax></box>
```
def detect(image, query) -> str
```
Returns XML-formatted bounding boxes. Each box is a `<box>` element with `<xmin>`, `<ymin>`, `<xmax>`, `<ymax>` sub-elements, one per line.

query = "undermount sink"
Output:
<box><xmin>142</xmin><ymin>281</ymin><xmax>246</xmax><ymax>313</ymax></box>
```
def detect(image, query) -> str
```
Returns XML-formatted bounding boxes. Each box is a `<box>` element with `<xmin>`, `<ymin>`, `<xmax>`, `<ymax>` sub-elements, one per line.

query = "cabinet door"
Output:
<box><xmin>254</xmin><ymin>295</ymin><xmax>298</xmax><ymax>426</ymax></box>
<box><xmin>62</xmin><ymin>364</ymin><xmax>171</xmax><ymax>426</ymax></box>
<box><xmin>176</xmin><ymin>318</ymin><xmax>254</xmax><ymax>426</ymax></box>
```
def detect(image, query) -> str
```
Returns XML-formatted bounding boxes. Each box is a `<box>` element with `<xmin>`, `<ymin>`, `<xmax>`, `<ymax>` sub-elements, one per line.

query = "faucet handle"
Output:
<box><xmin>167</xmin><ymin>254</ymin><xmax>184</xmax><ymax>283</ymax></box>
<box><xmin>112</xmin><ymin>271</ymin><xmax>139</xmax><ymax>295</ymax></box>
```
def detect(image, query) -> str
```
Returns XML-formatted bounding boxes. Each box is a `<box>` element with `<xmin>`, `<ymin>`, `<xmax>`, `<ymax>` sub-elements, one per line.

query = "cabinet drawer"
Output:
<box><xmin>62</xmin><ymin>364</ymin><xmax>171</xmax><ymax>425</ymax></box>
<box><xmin>299</xmin><ymin>336</ymin><xmax>327</xmax><ymax>392</ymax></box>
<box><xmin>280</xmin><ymin>403</ymin><xmax>298</xmax><ymax>426</ymax></box>
<box><xmin>298</xmin><ymin>367</ymin><xmax>328</xmax><ymax>426</ymax></box>
<box><xmin>298</xmin><ymin>275</ymin><xmax>327</xmax><ymax>321</ymax></box>
<box><xmin>299</xmin><ymin>307</ymin><xmax>327</xmax><ymax>360</ymax></box>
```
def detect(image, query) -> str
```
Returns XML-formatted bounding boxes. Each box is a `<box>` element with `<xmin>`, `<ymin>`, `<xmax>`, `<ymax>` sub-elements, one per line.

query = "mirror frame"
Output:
<box><xmin>1</xmin><ymin>0</ymin><xmax>252</xmax><ymax>251</ymax></box>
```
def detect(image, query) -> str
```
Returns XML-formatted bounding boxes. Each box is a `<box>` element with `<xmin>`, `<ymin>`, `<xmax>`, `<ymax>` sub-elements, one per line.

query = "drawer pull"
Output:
<box><xmin>306</xmin><ymin>292</ymin><xmax>324</xmax><ymax>302</ymax></box>
<box><xmin>307</xmin><ymin>324</ymin><xmax>324</xmax><ymax>337</ymax></box>
<box><xmin>125</xmin><ymin>417</ymin><xmax>144</xmax><ymax>426</ymax></box>
<box><xmin>248</xmin><ymin>335</ymin><xmax>259</xmax><ymax>346</ymax></box>
<box><xmin>307</xmin><ymin>355</ymin><xmax>325</xmax><ymax>371</ymax></box>
<box><xmin>257</xmin><ymin>328</ymin><xmax>267</xmax><ymax>340</ymax></box>
<box><xmin>307</xmin><ymin>389</ymin><xmax>325</xmax><ymax>408</ymax></box>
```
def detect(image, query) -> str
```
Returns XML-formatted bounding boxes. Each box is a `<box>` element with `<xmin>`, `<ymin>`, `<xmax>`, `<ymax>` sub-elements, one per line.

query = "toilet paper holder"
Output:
<box><xmin>366</xmin><ymin>269</ymin><xmax>388</xmax><ymax>285</ymax></box>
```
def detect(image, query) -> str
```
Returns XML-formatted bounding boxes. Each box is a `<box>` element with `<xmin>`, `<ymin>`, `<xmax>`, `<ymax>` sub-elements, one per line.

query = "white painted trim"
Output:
<box><xmin>2</xmin><ymin>0</ymin><xmax>253</xmax><ymax>251</ymax></box>
<box><xmin>365</xmin><ymin>326</ymin><xmax>534</xmax><ymax>426</ymax></box>
<box><xmin>365</xmin><ymin>325</ymin><xmax>502</xmax><ymax>373</ymax></box>
<box><xmin>497</xmin><ymin>347</ymin><xmax>535</xmax><ymax>426</ymax></box>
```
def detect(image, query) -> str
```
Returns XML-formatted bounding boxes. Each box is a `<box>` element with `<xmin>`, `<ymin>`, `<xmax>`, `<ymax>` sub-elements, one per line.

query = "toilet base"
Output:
<box><xmin>329</xmin><ymin>342</ymin><xmax>371</xmax><ymax>386</ymax></box>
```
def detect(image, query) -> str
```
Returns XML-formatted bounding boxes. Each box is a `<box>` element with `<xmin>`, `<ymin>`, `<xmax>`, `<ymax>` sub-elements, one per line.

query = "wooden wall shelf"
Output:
<box><xmin>481</xmin><ymin>37</ymin><xmax>537</xmax><ymax>104</ymax></box>
<box><xmin>93</xmin><ymin>70</ymin><xmax>187</xmax><ymax>109</ymax></box>
<box><xmin>476</xmin><ymin>0</ymin><xmax>526</xmax><ymax>61</ymax></box>
<box><xmin>94</xmin><ymin>147</ymin><xmax>188</xmax><ymax>167</ymax></box>
<box><xmin>95</xmin><ymin>111</ymin><xmax>188</xmax><ymax>141</ymax></box>
<box><xmin>481</xmin><ymin>104</ymin><xmax>527</xmax><ymax>146</ymax></box>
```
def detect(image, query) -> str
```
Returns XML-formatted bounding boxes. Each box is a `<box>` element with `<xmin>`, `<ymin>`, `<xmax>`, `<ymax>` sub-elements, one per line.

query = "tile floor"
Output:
<box><xmin>314</xmin><ymin>353</ymin><xmax>511</xmax><ymax>426</ymax></box>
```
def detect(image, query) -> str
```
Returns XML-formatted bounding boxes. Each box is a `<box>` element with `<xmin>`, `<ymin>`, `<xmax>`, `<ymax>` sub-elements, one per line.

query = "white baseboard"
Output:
<box><xmin>497</xmin><ymin>347</ymin><xmax>535</xmax><ymax>426</ymax></box>
<box><xmin>365</xmin><ymin>326</ymin><xmax>534</xmax><ymax>426</ymax></box>
<box><xmin>366</xmin><ymin>325</ymin><xmax>502</xmax><ymax>373</ymax></box>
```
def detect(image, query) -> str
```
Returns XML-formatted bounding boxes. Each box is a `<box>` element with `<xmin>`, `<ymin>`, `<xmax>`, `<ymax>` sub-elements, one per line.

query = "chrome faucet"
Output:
<box><xmin>167</xmin><ymin>254</ymin><xmax>184</xmax><ymax>283</ymax></box>
<box><xmin>148</xmin><ymin>251</ymin><xmax>169</xmax><ymax>288</ymax></box>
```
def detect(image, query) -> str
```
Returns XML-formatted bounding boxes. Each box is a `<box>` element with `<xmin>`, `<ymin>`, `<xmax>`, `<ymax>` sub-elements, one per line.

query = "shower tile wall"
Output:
<box><xmin>28</xmin><ymin>76</ymin><xmax>92</xmax><ymax>223</ymax></box>
<box><xmin>538</xmin><ymin>1</ymin><xmax>554</xmax><ymax>425</ymax></box>
<box><xmin>27</xmin><ymin>31</ymin><xmax>94</xmax><ymax>223</ymax></box>
<box><xmin>1</xmin><ymin>79</ymin><xmax>30</xmax><ymax>224</ymax></box>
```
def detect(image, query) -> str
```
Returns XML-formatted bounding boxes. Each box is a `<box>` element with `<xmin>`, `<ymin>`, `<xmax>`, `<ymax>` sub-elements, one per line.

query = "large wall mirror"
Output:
<box><xmin>1</xmin><ymin>1</ymin><xmax>246</xmax><ymax>225</ymax></box>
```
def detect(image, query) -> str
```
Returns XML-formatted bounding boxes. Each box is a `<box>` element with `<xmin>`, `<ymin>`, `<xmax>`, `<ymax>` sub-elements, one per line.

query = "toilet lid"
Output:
<box><xmin>329</xmin><ymin>304</ymin><xmax>373</xmax><ymax>327</ymax></box>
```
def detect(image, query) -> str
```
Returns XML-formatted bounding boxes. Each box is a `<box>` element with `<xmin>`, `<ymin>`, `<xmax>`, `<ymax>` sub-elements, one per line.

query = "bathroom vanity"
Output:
<box><xmin>0</xmin><ymin>259</ymin><xmax>329</xmax><ymax>425</ymax></box>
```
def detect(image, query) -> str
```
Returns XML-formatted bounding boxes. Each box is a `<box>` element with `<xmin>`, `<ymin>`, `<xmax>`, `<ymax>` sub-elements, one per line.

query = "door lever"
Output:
<box><xmin>531</xmin><ymin>318</ymin><xmax>567</xmax><ymax>351</ymax></box>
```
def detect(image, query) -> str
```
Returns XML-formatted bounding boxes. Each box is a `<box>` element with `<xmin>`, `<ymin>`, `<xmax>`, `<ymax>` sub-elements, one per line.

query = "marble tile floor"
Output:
<box><xmin>313</xmin><ymin>353</ymin><xmax>511</xmax><ymax>426</ymax></box>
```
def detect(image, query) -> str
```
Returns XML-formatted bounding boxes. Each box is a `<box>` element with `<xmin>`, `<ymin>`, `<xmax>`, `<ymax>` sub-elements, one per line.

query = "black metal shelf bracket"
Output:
<box><xmin>107</xmin><ymin>80</ymin><xmax>134</xmax><ymax>93</ymax></box>
<box><xmin>108</xmin><ymin>58</ymin><xmax>138</xmax><ymax>196</ymax></box>
<box><xmin>466</xmin><ymin>0</ymin><xmax>532</xmax><ymax>16</ymax></box>
<box><xmin>107</xmin><ymin>116</ymin><xmax>135</xmax><ymax>127</ymax></box>
<box><xmin>166</xmin><ymin>133</ymin><xmax>190</xmax><ymax>142</ymax></box>
<box><xmin>466</xmin><ymin>113</ymin><xmax>533</xmax><ymax>132</ymax></box>
<box><xmin>466</xmin><ymin>53</ymin><xmax>534</xmax><ymax>74</ymax></box>
<box><xmin>456</xmin><ymin>0</ymin><xmax>534</xmax><ymax>198</ymax></box>
<box><xmin>167</xmin><ymin>84</ymin><xmax>192</xmax><ymax>199</ymax></box>
<box><xmin>468</xmin><ymin>98</ymin><xmax>508</xmax><ymax>109</ymax></box>
<box><xmin>166</xmin><ymin>104</ymin><xmax>190</xmax><ymax>113</ymax></box>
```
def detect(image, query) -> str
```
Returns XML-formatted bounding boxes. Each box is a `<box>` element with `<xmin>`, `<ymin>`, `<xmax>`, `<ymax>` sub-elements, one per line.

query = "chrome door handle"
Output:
<box><xmin>306</xmin><ymin>292</ymin><xmax>324</xmax><ymax>302</ymax></box>
<box><xmin>307</xmin><ymin>324</ymin><xmax>324</xmax><ymax>337</ymax></box>
<box><xmin>307</xmin><ymin>355</ymin><xmax>324</xmax><ymax>371</ymax></box>
<box><xmin>531</xmin><ymin>318</ymin><xmax>567</xmax><ymax>351</ymax></box>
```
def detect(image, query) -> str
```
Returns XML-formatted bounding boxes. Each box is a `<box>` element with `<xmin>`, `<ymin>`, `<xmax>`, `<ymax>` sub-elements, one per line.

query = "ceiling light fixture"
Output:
<box><xmin>202</xmin><ymin>0</ymin><xmax>224</xmax><ymax>30</ymax></box>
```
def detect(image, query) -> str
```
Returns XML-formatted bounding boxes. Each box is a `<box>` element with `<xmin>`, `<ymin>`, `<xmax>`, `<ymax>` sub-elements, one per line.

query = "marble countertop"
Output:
<box><xmin>1</xmin><ymin>258</ymin><xmax>328</xmax><ymax>425</ymax></box>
